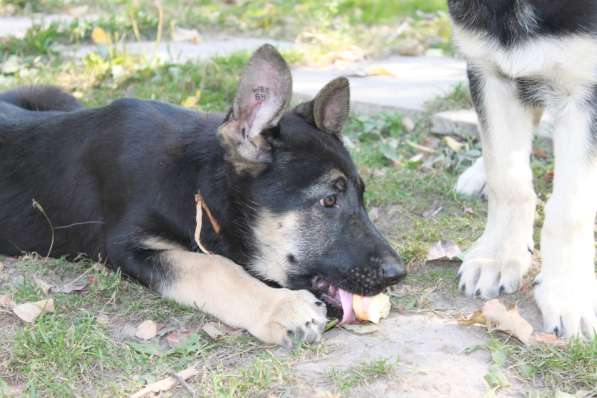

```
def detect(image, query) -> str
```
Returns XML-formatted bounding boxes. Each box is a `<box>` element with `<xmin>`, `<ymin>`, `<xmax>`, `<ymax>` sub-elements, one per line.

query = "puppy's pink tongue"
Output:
<box><xmin>338</xmin><ymin>288</ymin><xmax>355</xmax><ymax>324</ymax></box>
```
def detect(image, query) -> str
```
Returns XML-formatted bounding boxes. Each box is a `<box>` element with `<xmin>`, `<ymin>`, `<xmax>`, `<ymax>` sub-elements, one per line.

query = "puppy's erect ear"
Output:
<box><xmin>294</xmin><ymin>77</ymin><xmax>350</xmax><ymax>137</ymax></box>
<box><xmin>218</xmin><ymin>44</ymin><xmax>292</xmax><ymax>172</ymax></box>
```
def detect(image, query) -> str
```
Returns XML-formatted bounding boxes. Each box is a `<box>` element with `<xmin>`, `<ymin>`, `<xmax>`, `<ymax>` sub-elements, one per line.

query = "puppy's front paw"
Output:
<box><xmin>534</xmin><ymin>272</ymin><xmax>597</xmax><ymax>339</ymax></box>
<box><xmin>250</xmin><ymin>288</ymin><xmax>327</xmax><ymax>348</ymax></box>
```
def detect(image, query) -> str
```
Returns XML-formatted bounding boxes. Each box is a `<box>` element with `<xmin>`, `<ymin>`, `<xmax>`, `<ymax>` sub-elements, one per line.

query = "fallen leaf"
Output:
<box><xmin>52</xmin><ymin>276</ymin><xmax>89</xmax><ymax>293</ymax></box>
<box><xmin>531</xmin><ymin>332</ymin><xmax>566</xmax><ymax>346</ymax></box>
<box><xmin>163</xmin><ymin>330</ymin><xmax>193</xmax><ymax>348</ymax></box>
<box><xmin>181</xmin><ymin>90</ymin><xmax>201</xmax><ymax>108</ymax></box>
<box><xmin>136</xmin><ymin>320</ymin><xmax>158</xmax><ymax>340</ymax></box>
<box><xmin>366</xmin><ymin>65</ymin><xmax>399</xmax><ymax>78</ymax></box>
<box><xmin>422</xmin><ymin>203</ymin><xmax>443</xmax><ymax>218</ymax></box>
<box><xmin>457</xmin><ymin>309</ymin><xmax>486</xmax><ymax>326</ymax></box>
<box><xmin>401</xmin><ymin>117</ymin><xmax>415</xmax><ymax>132</ymax></box>
<box><xmin>444</xmin><ymin>136</ymin><xmax>464</xmax><ymax>152</ymax></box>
<box><xmin>12</xmin><ymin>298</ymin><xmax>54</xmax><ymax>323</ymax></box>
<box><xmin>482</xmin><ymin>299</ymin><xmax>533</xmax><ymax>344</ymax></box>
<box><xmin>463</xmin><ymin>206</ymin><xmax>475</xmax><ymax>215</ymax></box>
<box><xmin>33</xmin><ymin>275</ymin><xmax>53</xmax><ymax>294</ymax></box>
<box><xmin>0</xmin><ymin>294</ymin><xmax>14</xmax><ymax>308</ymax></box>
<box><xmin>91</xmin><ymin>27</ymin><xmax>111</xmax><ymax>45</ymax></box>
<box><xmin>202</xmin><ymin>322</ymin><xmax>225</xmax><ymax>340</ymax></box>
<box><xmin>426</xmin><ymin>240</ymin><xmax>462</xmax><ymax>262</ymax></box>
<box><xmin>130</xmin><ymin>365</ymin><xmax>199</xmax><ymax>398</ymax></box>
<box><xmin>341</xmin><ymin>323</ymin><xmax>379</xmax><ymax>335</ymax></box>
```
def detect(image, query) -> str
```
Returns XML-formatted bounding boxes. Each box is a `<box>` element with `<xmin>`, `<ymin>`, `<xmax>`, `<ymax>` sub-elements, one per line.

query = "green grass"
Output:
<box><xmin>486</xmin><ymin>337</ymin><xmax>597</xmax><ymax>395</ymax></box>
<box><xmin>1</xmin><ymin>0</ymin><xmax>452</xmax><ymax>64</ymax></box>
<box><xmin>328</xmin><ymin>358</ymin><xmax>397</xmax><ymax>393</ymax></box>
<box><xmin>10</xmin><ymin>312</ymin><xmax>131</xmax><ymax>396</ymax></box>
<box><xmin>425</xmin><ymin>83</ymin><xmax>473</xmax><ymax>113</ymax></box>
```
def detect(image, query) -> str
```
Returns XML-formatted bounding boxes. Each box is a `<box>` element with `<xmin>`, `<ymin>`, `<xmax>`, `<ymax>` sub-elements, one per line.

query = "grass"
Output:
<box><xmin>1</xmin><ymin>0</ymin><xmax>453</xmax><ymax>64</ymax></box>
<box><xmin>0</xmin><ymin>6</ymin><xmax>595</xmax><ymax>394</ymax></box>
<box><xmin>424</xmin><ymin>82</ymin><xmax>473</xmax><ymax>113</ymax></box>
<box><xmin>328</xmin><ymin>358</ymin><xmax>397</xmax><ymax>393</ymax></box>
<box><xmin>486</xmin><ymin>337</ymin><xmax>597</xmax><ymax>395</ymax></box>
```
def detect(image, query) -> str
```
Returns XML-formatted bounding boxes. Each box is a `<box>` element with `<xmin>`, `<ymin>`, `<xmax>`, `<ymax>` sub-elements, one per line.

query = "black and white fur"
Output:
<box><xmin>449</xmin><ymin>0</ymin><xmax>597</xmax><ymax>338</ymax></box>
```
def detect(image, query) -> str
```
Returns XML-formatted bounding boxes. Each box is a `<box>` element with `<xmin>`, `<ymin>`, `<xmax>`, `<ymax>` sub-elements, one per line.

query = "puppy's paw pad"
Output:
<box><xmin>255</xmin><ymin>289</ymin><xmax>327</xmax><ymax>347</ymax></box>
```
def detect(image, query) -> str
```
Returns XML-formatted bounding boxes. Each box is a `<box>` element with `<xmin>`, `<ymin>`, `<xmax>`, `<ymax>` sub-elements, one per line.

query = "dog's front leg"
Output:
<box><xmin>158</xmin><ymin>249</ymin><xmax>327</xmax><ymax>347</ymax></box>
<box><xmin>458</xmin><ymin>65</ymin><xmax>537</xmax><ymax>298</ymax></box>
<box><xmin>534</xmin><ymin>94</ymin><xmax>597</xmax><ymax>339</ymax></box>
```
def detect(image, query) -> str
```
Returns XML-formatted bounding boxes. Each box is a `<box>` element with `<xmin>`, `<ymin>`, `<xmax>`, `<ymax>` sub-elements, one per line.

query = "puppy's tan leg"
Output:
<box><xmin>159</xmin><ymin>250</ymin><xmax>327</xmax><ymax>347</ymax></box>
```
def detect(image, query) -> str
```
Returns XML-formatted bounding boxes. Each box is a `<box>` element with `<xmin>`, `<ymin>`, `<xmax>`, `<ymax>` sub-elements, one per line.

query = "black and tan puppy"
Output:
<box><xmin>0</xmin><ymin>45</ymin><xmax>405</xmax><ymax>347</ymax></box>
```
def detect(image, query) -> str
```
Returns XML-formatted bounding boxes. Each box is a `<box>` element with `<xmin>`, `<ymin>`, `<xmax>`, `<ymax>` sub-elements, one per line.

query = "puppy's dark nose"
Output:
<box><xmin>382</xmin><ymin>255</ymin><xmax>406</xmax><ymax>285</ymax></box>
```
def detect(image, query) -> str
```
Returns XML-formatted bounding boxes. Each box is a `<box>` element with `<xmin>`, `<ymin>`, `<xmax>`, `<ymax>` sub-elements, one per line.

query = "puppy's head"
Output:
<box><xmin>217</xmin><ymin>45</ymin><xmax>405</xmax><ymax>315</ymax></box>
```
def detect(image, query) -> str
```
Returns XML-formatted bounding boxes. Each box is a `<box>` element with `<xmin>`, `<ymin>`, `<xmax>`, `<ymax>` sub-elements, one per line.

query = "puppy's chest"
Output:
<box><xmin>455</xmin><ymin>27</ymin><xmax>597</xmax><ymax>95</ymax></box>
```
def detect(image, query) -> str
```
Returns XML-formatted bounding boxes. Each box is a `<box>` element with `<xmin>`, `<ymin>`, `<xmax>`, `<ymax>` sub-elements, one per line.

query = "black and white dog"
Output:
<box><xmin>448</xmin><ymin>1</ymin><xmax>597</xmax><ymax>338</ymax></box>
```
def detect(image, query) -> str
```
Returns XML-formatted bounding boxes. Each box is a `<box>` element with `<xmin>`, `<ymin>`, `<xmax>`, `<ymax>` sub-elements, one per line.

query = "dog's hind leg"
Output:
<box><xmin>534</xmin><ymin>92</ymin><xmax>597</xmax><ymax>339</ymax></box>
<box><xmin>458</xmin><ymin>65</ymin><xmax>537</xmax><ymax>298</ymax></box>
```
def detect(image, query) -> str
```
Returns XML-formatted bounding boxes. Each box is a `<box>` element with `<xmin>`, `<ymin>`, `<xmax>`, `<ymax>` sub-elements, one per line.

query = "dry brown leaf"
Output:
<box><xmin>53</xmin><ymin>276</ymin><xmax>89</xmax><ymax>293</ymax></box>
<box><xmin>130</xmin><ymin>365</ymin><xmax>200</xmax><ymax>398</ymax></box>
<box><xmin>0</xmin><ymin>294</ymin><xmax>14</xmax><ymax>308</ymax></box>
<box><xmin>531</xmin><ymin>332</ymin><xmax>566</xmax><ymax>346</ymax></box>
<box><xmin>163</xmin><ymin>330</ymin><xmax>193</xmax><ymax>348</ymax></box>
<box><xmin>12</xmin><ymin>298</ymin><xmax>54</xmax><ymax>323</ymax></box>
<box><xmin>135</xmin><ymin>320</ymin><xmax>158</xmax><ymax>340</ymax></box>
<box><xmin>457</xmin><ymin>309</ymin><xmax>486</xmax><ymax>326</ymax></box>
<box><xmin>202</xmin><ymin>322</ymin><xmax>226</xmax><ymax>340</ymax></box>
<box><xmin>444</xmin><ymin>136</ymin><xmax>464</xmax><ymax>152</ymax></box>
<box><xmin>366</xmin><ymin>65</ymin><xmax>399</xmax><ymax>78</ymax></box>
<box><xmin>426</xmin><ymin>240</ymin><xmax>462</xmax><ymax>262</ymax></box>
<box><xmin>33</xmin><ymin>275</ymin><xmax>53</xmax><ymax>294</ymax></box>
<box><xmin>482</xmin><ymin>299</ymin><xmax>533</xmax><ymax>344</ymax></box>
<box><xmin>91</xmin><ymin>26</ymin><xmax>111</xmax><ymax>45</ymax></box>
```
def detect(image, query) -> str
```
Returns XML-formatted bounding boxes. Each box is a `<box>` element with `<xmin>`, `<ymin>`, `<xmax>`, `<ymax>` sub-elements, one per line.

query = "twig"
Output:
<box><xmin>32</xmin><ymin>199</ymin><xmax>54</xmax><ymax>259</ymax></box>
<box><xmin>167</xmin><ymin>370</ymin><xmax>197</xmax><ymax>397</ymax></box>
<box><xmin>129</xmin><ymin>365</ymin><xmax>200</xmax><ymax>398</ymax></box>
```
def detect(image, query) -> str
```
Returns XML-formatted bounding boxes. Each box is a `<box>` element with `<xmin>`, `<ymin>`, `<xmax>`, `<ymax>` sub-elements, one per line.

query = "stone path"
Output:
<box><xmin>0</xmin><ymin>14</ymin><xmax>480</xmax><ymax>137</ymax></box>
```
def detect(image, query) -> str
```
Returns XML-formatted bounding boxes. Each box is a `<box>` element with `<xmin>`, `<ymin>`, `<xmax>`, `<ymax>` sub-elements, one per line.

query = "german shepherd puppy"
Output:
<box><xmin>0</xmin><ymin>45</ymin><xmax>405</xmax><ymax>347</ymax></box>
<box><xmin>448</xmin><ymin>1</ymin><xmax>597</xmax><ymax>338</ymax></box>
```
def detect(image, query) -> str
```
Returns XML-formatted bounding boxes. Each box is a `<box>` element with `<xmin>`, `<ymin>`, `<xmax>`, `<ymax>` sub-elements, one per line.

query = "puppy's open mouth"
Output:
<box><xmin>311</xmin><ymin>276</ymin><xmax>356</xmax><ymax>324</ymax></box>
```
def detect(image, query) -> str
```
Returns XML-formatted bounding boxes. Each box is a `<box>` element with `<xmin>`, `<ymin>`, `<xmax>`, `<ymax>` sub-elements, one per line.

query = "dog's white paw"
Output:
<box><xmin>250</xmin><ymin>288</ymin><xmax>327</xmax><ymax>348</ymax></box>
<box><xmin>534</xmin><ymin>272</ymin><xmax>597</xmax><ymax>339</ymax></box>
<box><xmin>458</xmin><ymin>238</ymin><xmax>531</xmax><ymax>298</ymax></box>
<box><xmin>455</xmin><ymin>157</ymin><xmax>487</xmax><ymax>197</ymax></box>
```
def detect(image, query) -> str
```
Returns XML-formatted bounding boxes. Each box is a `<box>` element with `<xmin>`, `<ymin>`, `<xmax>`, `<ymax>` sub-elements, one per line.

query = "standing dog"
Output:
<box><xmin>448</xmin><ymin>1</ymin><xmax>597</xmax><ymax>338</ymax></box>
<box><xmin>0</xmin><ymin>45</ymin><xmax>405</xmax><ymax>347</ymax></box>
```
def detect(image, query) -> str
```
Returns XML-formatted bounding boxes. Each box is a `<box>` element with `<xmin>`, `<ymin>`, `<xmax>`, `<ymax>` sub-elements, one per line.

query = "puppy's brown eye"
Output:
<box><xmin>320</xmin><ymin>195</ymin><xmax>337</xmax><ymax>208</ymax></box>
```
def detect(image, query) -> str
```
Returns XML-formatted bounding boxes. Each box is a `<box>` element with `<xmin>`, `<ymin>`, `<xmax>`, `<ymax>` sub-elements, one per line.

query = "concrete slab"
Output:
<box><xmin>431</xmin><ymin>108</ymin><xmax>479</xmax><ymax>137</ymax></box>
<box><xmin>292</xmin><ymin>55</ymin><xmax>467</xmax><ymax>115</ymax></box>
<box><xmin>58</xmin><ymin>38</ymin><xmax>295</xmax><ymax>62</ymax></box>
<box><xmin>0</xmin><ymin>15</ymin><xmax>76</xmax><ymax>38</ymax></box>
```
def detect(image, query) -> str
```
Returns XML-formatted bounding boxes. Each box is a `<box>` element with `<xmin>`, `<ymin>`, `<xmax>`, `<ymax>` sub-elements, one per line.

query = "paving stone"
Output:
<box><xmin>58</xmin><ymin>38</ymin><xmax>295</xmax><ymax>62</ymax></box>
<box><xmin>0</xmin><ymin>15</ymin><xmax>77</xmax><ymax>38</ymax></box>
<box><xmin>431</xmin><ymin>108</ymin><xmax>479</xmax><ymax>137</ymax></box>
<box><xmin>292</xmin><ymin>55</ymin><xmax>467</xmax><ymax>115</ymax></box>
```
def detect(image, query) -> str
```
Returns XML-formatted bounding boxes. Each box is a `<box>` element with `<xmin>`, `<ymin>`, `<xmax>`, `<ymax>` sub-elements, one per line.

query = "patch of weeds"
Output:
<box><xmin>10</xmin><ymin>312</ymin><xmax>134</xmax><ymax>397</ymax></box>
<box><xmin>202</xmin><ymin>352</ymin><xmax>292</xmax><ymax>397</ymax></box>
<box><xmin>485</xmin><ymin>336</ymin><xmax>597</xmax><ymax>395</ymax></box>
<box><xmin>328</xmin><ymin>357</ymin><xmax>397</xmax><ymax>393</ymax></box>
<box><xmin>425</xmin><ymin>83</ymin><xmax>473</xmax><ymax>113</ymax></box>
<box><xmin>5</xmin><ymin>278</ymin><xmax>44</xmax><ymax>303</ymax></box>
